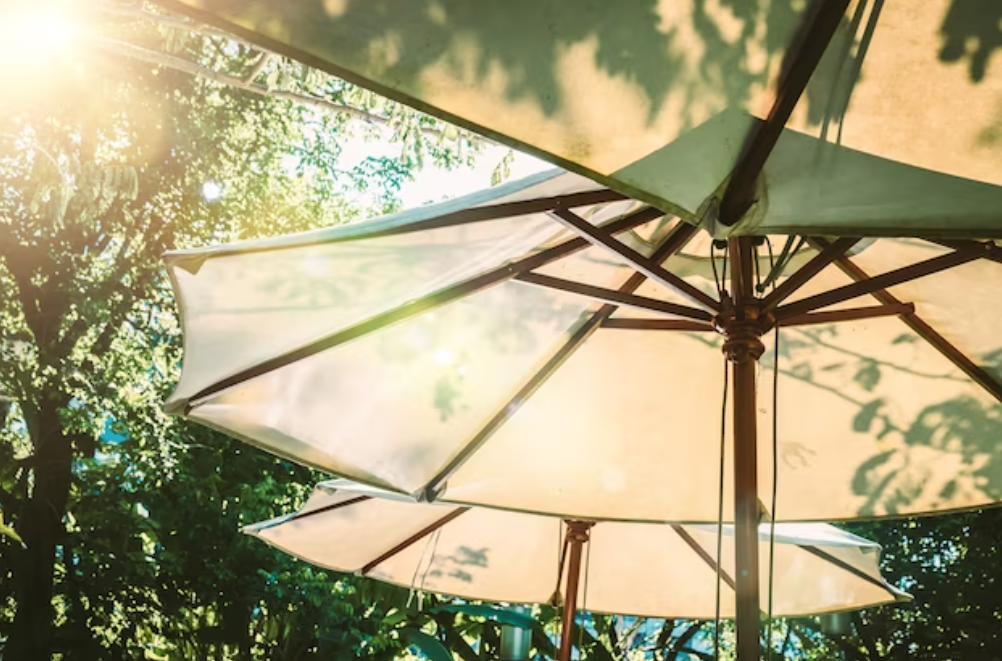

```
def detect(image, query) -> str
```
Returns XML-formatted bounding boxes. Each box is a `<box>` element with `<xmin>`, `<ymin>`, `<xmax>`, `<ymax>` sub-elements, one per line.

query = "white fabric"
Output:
<box><xmin>165</xmin><ymin>170</ymin><xmax>598</xmax><ymax>405</ymax></box>
<box><xmin>160</xmin><ymin>0</ymin><xmax>1002</xmax><ymax>236</ymax></box>
<box><xmin>245</xmin><ymin>480</ymin><xmax>908</xmax><ymax>619</ymax></box>
<box><xmin>166</xmin><ymin>170</ymin><xmax>1002</xmax><ymax>522</ymax></box>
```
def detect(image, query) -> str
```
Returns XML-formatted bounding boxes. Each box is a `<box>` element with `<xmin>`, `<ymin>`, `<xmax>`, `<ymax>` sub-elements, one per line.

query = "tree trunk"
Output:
<box><xmin>5</xmin><ymin>400</ymin><xmax>73</xmax><ymax>661</ymax></box>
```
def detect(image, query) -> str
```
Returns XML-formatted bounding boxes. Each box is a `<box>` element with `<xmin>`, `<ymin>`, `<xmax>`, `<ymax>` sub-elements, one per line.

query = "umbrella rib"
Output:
<box><xmin>761</xmin><ymin>237</ymin><xmax>860</xmax><ymax>311</ymax></box>
<box><xmin>244</xmin><ymin>495</ymin><xmax>372</xmax><ymax>533</ymax></box>
<box><xmin>177</xmin><ymin>190</ymin><xmax>632</xmax><ymax>261</ymax></box>
<box><xmin>284</xmin><ymin>496</ymin><xmax>371</xmax><ymax>524</ymax></box>
<box><xmin>515</xmin><ymin>272</ymin><xmax>714</xmax><ymax>322</ymax></box>
<box><xmin>671</xmin><ymin>525</ymin><xmax>737</xmax><ymax>591</ymax></box>
<box><xmin>601</xmin><ymin>318</ymin><xmax>715</xmax><ymax>332</ymax></box>
<box><xmin>182</xmin><ymin>206</ymin><xmax>664</xmax><ymax>407</ymax></box>
<box><xmin>809</xmin><ymin>238</ymin><xmax>1002</xmax><ymax>404</ymax></box>
<box><xmin>717</xmin><ymin>0</ymin><xmax>852</xmax><ymax>226</ymax></box>
<box><xmin>796</xmin><ymin>545</ymin><xmax>894</xmax><ymax>594</ymax></box>
<box><xmin>774</xmin><ymin>245</ymin><xmax>994</xmax><ymax>320</ymax></box>
<box><xmin>930</xmin><ymin>239</ymin><xmax>1002</xmax><ymax>265</ymax></box>
<box><xmin>776</xmin><ymin>302</ymin><xmax>914</xmax><ymax>327</ymax></box>
<box><xmin>549</xmin><ymin>209</ymin><xmax>719</xmax><ymax>313</ymax></box>
<box><xmin>359</xmin><ymin>507</ymin><xmax>470</xmax><ymax>576</ymax></box>
<box><xmin>419</xmin><ymin>223</ymin><xmax>700</xmax><ymax>498</ymax></box>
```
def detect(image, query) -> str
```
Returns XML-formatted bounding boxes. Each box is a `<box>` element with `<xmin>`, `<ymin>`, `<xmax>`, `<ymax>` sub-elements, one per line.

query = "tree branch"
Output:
<box><xmin>93</xmin><ymin>1</ymin><xmax>261</xmax><ymax>51</ymax></box>
<box><xmin>92</xmin><ymin>37</ymin><xmax>465</xmax><ymax>143</ymax></box>
<box><xmin>666</xmin><ymin>622</ymin><xmax>703</xmax><ymax>661</ymax></box>
<box><xmin>243</xmin><ymin>52</ymin><xmax>270</xmax><ymax>84</ymax></box>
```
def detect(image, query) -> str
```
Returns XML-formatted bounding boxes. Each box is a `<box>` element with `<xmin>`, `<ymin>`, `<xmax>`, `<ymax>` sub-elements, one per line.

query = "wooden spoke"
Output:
<box><xmin>419</xmin><ymin>224</ymin><xmax>701</xmax><ymax>498</ymax></box>
<box><xmin>516</xmin><ymin>272</ymin><xmax>713</xmax><ymax>322</ymax></box>
<box><xmin>761</xmin><ymin>237</ymin><xmax>859</xmax><ymax>311</ymax></box>
<box><xmin>930</xmin><ymin>239</ymin><xmax>1002</xmax><ymax>265</ymax></box>
<box><xmin>775</xmin><ymin>245</ymin><xmax>992</xmax><ymax>319</ymax></box>
<box><xmin>672</xmin><ymin>525</ymin><xmax>736</xmax><ymax>591</ymax></box>
<box><xmin>601</xmin><ymin>318</ymin><xmax>715</xmax><ymax>332</ymax></box>
<box><xmin>183</xmin><ymin>207</ymin><xmax>665</xmax><ymax>407</ymax></box>
<box><xmin>718</xmin><ymin>0</ymin><xmax>852</xmax><ymax>226</ymax></box>
<box><xmin>550</xmin><ymin>208</ymin><xmax>719</xmax><ymax>313</ymax></box>
<box><xmin>776</xmin><ymin>302</ymin><xmax>914</xmax><ymax>327</ymax></box>
<box><xmin>810</xmin><ymin>238</ymin><xmax>1002</xmax><ymax>404</ymax></box>
<box><xmin>360</xmin><ymin>508</ymin><xmax>470</xmax><ymax>575</ymax></box>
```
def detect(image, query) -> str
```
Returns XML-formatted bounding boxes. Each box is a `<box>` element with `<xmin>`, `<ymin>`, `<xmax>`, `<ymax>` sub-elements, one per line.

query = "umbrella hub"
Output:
<box><xmin>714</xmin><ymin>297</ymin><xmax>770</xmax><ymax>363</ymax></box>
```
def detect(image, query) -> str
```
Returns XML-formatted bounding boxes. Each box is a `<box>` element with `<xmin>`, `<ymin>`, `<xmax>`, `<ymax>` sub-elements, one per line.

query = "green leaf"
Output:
<box><xmin>0</xmin><ymin>511</ymin><xmax>25</xmax><ymax>548</ymax></box>
<box><xmin>401</xmin><ymin>628</ymin><xmax>454</xmax><ymax>661</ymax></box>
<box><xmin>382</xmin><ymin>608</ymin><xmax>408</xmax><ymax>627</ymax></box>
<box><xmin>574</xmin><ymin>623</ymin><xmax>616</xmax><ymax>661</ymax></box>
<box><xmin>430</xmin><ymin>603</ymin><xmax>536</xmax><ymax>629</ymax></box>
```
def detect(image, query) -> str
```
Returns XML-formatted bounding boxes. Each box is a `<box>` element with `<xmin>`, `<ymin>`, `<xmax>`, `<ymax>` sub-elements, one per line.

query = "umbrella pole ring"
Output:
<box><xmin>558</xmin><ymin>520</ymin><xmax>593</xmax><ymax>661</ymax></box>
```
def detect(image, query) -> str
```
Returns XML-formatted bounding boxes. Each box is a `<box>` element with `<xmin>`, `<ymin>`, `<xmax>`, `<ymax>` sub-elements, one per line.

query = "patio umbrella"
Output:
<box><xmin>245</xmin><ymin>480</ymin><xmax>909</xmax><ymax>661</ymax></box>
<box><xmin>163</xmin><ymin>167</ymin><xmax>1002</xmax><ymax>660</ymax></box>
<box><xmin>153</xmin><ymin>4</ymin><xmax>1002</xmax><ymax>659</ymax></box>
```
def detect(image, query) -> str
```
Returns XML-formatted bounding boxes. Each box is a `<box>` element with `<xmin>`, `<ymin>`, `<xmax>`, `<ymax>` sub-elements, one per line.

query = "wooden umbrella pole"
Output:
<box><xmin>558</xmin><ymin>521</ymin><xmax>594</xmax><ymax>661</ymax></box>
<box><xmin>723</xmin><ymin>237</ymin><xmax>767</xmax><ymax>661</ymax></box>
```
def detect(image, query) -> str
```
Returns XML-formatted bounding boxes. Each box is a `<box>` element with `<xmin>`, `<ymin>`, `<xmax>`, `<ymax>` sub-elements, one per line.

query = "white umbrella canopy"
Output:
<box><xmin>163</xmin><ymin>169</ymin><xmax>1002</xmax><ymax>659</ymax></box>
<box><xmin>153</xmin><ymin>4</ymin><xmax>1002</xmax><ymax>657</ymax></box>
<box><xmin>164</xmin><ymin>168</ymin><xmax>1002</xmax><ymax>525</ymax></box>
<box><xmin>155</xmin><ymin>0</ymin><xmax>1002</xmax><ymax>238</ymax></box>
<box><xmin>244</xmin><ymin>480</ymin><xmax>910</xmax><ymax>621</ymax></box>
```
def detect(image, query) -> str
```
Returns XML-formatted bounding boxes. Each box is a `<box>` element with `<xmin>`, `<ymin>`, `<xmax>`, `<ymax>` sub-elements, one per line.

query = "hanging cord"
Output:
<box><xmin>763</xmin><ymin>239</ymin><xmax>780</xmax><ymax>661</ymax></box>
<box><xmin>407</xmin><ymin>528</ymin><xmax>443</xmax><ymax>610</ymax></box>
<box><xmin>765</xmin><ymin>322</ymin><xmax>781</xmax><ymax>660</ymax></box>
<box><xmin>711</xmin><ymin>242</ymin><xmax>723</xmax><ymax>296</ymax></box>
<box><xmin>710</xmin><ymin>240</ymin><xmax>731</xmax><ymax>298</ymax></box>
<box><xmin>419</xmin><ymin>528</ymin><xmax>442</xmax><ymax>592</ymax></box>
<box><xmin>714</xmin><ymin>357</ymin><xmax>729</xmax><ymax>660</ymax></box>
<box><xmin>712</xmin><ymin>237</ymin><xmax>730</xmax><ymax>660</ymax></box>
<box><xmin>756</xmin><ymin>236</ymin><xmax>804</xmax><ymax>293</ymax></box>
<box><xmin>552</xmin><ymin>523</ymin><xmax>572</xmax><ymax>605</ymax></box>
<box><xmin>578</xmin><ymin>538</ymin><xmax>592</xmax><ymax>654</ymax></box>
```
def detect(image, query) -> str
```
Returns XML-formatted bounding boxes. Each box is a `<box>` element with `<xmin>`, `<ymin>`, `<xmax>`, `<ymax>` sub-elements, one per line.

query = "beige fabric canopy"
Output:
<box><xmin>155</xmin><ymin>0</ymin><xmax>1002</xmax><ymax>237</ymax></box>
<box><xmin>152</xmin><ymin>5</ymin><xmax>1002</xmax><ymax>656</ymax></box>
<box><xmin>245</xmin><ymin>480</ymin><xmax>909</xmax><ymax>620</ymax></box>
<box><xmin>165</xmin><ymin>169</ymin><xmax>1002</xmax><ymax>524</ymax></box>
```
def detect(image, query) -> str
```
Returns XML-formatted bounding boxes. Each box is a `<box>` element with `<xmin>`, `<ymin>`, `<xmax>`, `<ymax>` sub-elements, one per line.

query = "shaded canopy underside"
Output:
<box><xmin>165</xmin><ymin>170</ymin><xmax>1002</xmax><ymax>524</ymax></box>
<box><xmin>244</xmin><ymin>480</ymin><xmax>908</xmax><ymax>619</ymax></box>
<box><xmin>155</xmin><ymin>0</ymin><xmax>1002</xmax><ymax>237</ymax></box>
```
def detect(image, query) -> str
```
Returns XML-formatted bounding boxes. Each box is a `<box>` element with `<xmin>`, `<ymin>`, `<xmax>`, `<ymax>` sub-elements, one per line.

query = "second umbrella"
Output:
<box><xmin>246</xmin><ymin>480</ymin><xmax>909</xmax><ymax>661</ymax></box>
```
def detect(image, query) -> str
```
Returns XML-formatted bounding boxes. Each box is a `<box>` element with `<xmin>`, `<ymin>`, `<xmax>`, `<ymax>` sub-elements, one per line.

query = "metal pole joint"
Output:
<box><xmin>715</xmin><ymin>303</ymin><xmax>769</xmax><ymax>364</ymax></box>
<box><xmin>564</xmin><ymin>520</ymin><xmax>595</xmax><ymax>543</ymax></box>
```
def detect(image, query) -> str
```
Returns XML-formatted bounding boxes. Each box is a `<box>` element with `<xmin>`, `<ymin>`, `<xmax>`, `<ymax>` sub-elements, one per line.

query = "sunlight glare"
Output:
<box><xmin>433</xmin><ymin>349</ymin><xmax>454</xmax><ymax>366</ymax></box>
<box><xmin>0</xmin><ymin>4</ymin><xmax>75</xmax><ymax>65</ymax></box>
<box><xmin>201</xmin><ymin>181</ymin><xmax>223</xmax><ymax>202</ymax></box>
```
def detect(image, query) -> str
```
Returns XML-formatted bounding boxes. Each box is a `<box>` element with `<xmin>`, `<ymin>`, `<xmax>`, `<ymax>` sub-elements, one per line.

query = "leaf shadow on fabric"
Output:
<box><xmin>221</xmin><ymin>0</ymin><xmax>865</xmax><ymax>134</ymax></box>
<box><xmin>752</xmin><ymin>324</ymin><xmax>1002</xmax><ymax>518</ymax></box>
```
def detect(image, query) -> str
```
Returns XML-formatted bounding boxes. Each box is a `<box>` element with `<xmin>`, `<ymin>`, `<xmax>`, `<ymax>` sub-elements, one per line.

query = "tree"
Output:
<box><xmin>0</xmin><ymin>3</ymin><xmax>480</xmax><ymax>658</ymax></box>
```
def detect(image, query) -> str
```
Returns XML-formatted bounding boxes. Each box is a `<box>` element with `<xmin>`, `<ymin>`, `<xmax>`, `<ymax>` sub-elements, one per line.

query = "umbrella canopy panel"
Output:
<box><xmin>165</xmin><ymin>170</ymin><xmax>1002</xmax><ymax>523</ymax></box>
<box><xmin>155</xmin><ymin>0</ymin><xmax>1002</xmax><ymax>237</ymax></box>
<box><xmin>245</xmin><ymin>480</ymin><xmax>909</xmax><ymax>619</ymax></box>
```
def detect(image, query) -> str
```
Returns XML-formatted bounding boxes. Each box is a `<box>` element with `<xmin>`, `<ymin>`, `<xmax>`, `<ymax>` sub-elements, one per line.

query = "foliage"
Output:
<box><xmin>0</xmin><ymin>2</ymin><xmax>479</xmax><ymax>659</ymax></box>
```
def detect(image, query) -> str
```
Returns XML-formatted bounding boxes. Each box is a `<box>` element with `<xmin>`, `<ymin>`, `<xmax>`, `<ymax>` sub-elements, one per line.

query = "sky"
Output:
<box><xmin>336</xmin><ymin>136</ymin><xmax>554</xmax><ymax>209</ymax></box>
